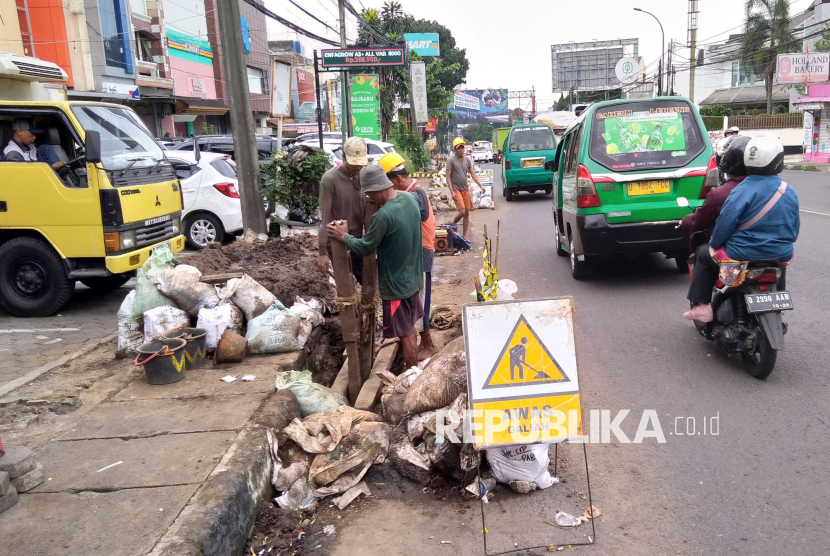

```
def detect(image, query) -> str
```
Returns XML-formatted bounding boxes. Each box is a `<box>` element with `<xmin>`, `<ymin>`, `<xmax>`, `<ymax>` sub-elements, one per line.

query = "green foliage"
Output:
<box><xmin>815</xmin><ymin>23</ymin><xmax>830</xmax><ymax>51</ymax></box>
<box><xmin>773</xmin><ymin>104</ymin><xmax>788</xmax><ymax>114</ymax></box>
<box><xmin>554</xmin><ymin>93</ymin><xmax>569</xmax><ymax>111</ymax></box>
<box><xmin>461</xmin><ymin>123</ymin><xmax>496</xmax><ymax>143</ymax></box>
<box><xmin>701</xmin><ymin>116</ymin><xmax>726</xmax><ymax>131</ymax></box>
<box><xmin>201</xmin><ymin>123</ymin><xmax>218</xmax><ymax>135</ymax></box>
<box><xmin>260</xmin><ymin>149</ymin><xmax>331</xmax><ymax>215</ymax></box>
<box><xmin>741</xmin><ymin>0</ymin><xmax>799</xmax><ymax>114</ymax></box>
<box><xmin>699</xmin><ymin>105</ymin><xmax>732</xmax><ymax>117</ymax></box>
<box><xmin>803</xmin><ymin>165</ymin><xmax>820</xmax><ymax>172</ymax></box>
<box><xmin>389</xmin><ymin>120</ymin><xmax>429</xmax><ymax>171</ymax></box>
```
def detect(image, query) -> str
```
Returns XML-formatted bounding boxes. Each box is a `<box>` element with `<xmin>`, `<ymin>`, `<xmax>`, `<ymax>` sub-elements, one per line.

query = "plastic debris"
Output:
<box><xmin>274</xmin><ymin>478</ymin><xmax>319</xmax><ymax>510</ymax></box>
<box><xmin>465</xmin><ymin>477</ymin><xmax>496</xmax><ymax>499</ymax></box>
<box><xmin>96</xmin><ymin>461</ymin><xmax>123</xmax><ymax>473</ymax></box>
<box><xmin>323</xmin><ymin>525</ymin><xmax>336</xmax><ymax>536</ymax></box>
<box><xmin>555</xmin><ymin>512</ymin><xmax>579</xmax><ymax>527</ymax></box>
<box><xmin>241</xmin><ymin>375</ymin><xmax>256</xmax><ymax>382</ymax></box>
<box><xmin>220</xmin><ymin>375</ymin><xmax>237</xmax><ymax>383</ymax></box>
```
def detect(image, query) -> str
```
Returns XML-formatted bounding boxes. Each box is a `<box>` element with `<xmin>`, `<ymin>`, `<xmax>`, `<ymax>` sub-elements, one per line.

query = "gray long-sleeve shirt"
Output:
<box><xmin>318</xmin><ymin>166</ymin><xmax>365</xmax><ymax>255</ymax></box>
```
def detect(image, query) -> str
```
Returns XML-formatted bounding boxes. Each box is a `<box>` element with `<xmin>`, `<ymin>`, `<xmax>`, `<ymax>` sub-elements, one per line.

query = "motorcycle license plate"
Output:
<box><xmin>745</xmin><ymin>291</ymin><xmax>793</xmax><ymax>313</ymax></box>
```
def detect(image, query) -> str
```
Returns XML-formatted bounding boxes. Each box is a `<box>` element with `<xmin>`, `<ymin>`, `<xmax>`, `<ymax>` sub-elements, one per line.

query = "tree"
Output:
<box><xmin>553</xmin><ymin>93</ymin><xmax>569</xmax><ymax>111</ymax></box>
<box><xmin>814</xmin><ymin>23</ymin><xmax>830</xmax><ymax>51</ymax></box>
<box><xmin>741</xmin><ymin>0</ymin><xmax>799</xmax><ymax>114</ymax></box>
<box><xmin>404</xmin><ymin>19</ymin><xmax>469</xmax><ymax>89</ymax></box>
<box><xmin>461</xmin><ymin>123</ymin><xmax>495</xmax><ymax>143</ymax></box>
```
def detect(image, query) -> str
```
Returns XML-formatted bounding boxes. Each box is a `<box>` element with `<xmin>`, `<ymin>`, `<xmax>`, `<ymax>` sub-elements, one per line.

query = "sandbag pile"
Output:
<box><xmin>115</xmin><ymin>248</ymin><xmax>324</xmax><ymax>356</ymax></box>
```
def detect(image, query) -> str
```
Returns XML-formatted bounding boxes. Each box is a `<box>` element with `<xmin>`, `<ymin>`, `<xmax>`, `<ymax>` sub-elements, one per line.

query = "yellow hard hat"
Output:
<box><xmin>453</xmin><ymin>138</ymin><xmax>466</xmax><ymax>149</ymax></box>
<box><xmin>378</xmin><ymin>152</ymin><xmax>406</xmax><ymax>175</ymax></box>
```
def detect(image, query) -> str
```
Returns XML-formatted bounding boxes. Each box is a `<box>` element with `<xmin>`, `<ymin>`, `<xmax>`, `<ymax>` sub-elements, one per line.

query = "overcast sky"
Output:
<box><xmin>266</xmin><ymin>0</ymin><xmax>816</xmax><ymax>109</ymax></box>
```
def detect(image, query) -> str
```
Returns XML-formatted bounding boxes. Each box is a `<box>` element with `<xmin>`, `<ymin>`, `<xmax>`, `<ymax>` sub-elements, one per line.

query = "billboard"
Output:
<box><xmin>270</xmin><ymin>60</ymin><xmax>291</xmax><ymax>117</ymax></box>
<box><xmin>350</xmin><ymin>74</ymin><xmax>380</xmax><ymax>140</ymax></box>
<box><xmin>777</xmin><ymin>52</ymin><xmax>830</xmax><ymax>84</ymax></box>
<box><xmin>405</xmin><ymin>33</ymin><xmax>440</xmax><ymax>57</ymax></box>
<box><xmin>448</xmin><ymin>89</ymin><xmax>508</xmax><ymax>124</ymax></box>
<box><xmin>551</xmin><ymin>39</ymin><xmax>638</xmax><ymax>92</ymax></box>
<box><xmin>321</xmin><ymin>47</ymin><xmax>405</xmax><ymax>69</ymax></box>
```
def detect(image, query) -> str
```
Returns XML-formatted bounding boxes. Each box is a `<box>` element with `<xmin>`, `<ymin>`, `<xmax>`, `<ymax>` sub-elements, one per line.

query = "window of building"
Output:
<box><xmin>132</xmin><ymin>0</ymin><xmax>148</xmax><ymax>16</ymax></box>
<box><xmin>731</xmin><ymin>61</ymin><xmax>764</xmax><ymax>87</ymax></box>
<box><xmin>135</xmin><ymin>33</ymin><xmax>154</xmax><ymax>63</ymax></box>
<box><xmin>247</xmin><ymin>67</ymin><xmax>266</xmax><ymax>95</ymax></box>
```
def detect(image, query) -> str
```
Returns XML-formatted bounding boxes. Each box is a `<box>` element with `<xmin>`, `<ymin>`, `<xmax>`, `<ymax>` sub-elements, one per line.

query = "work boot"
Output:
<box><xmin>683</xmin><ymin>304</ymin><xmax>713</xmax><ymax>322</ymax></box>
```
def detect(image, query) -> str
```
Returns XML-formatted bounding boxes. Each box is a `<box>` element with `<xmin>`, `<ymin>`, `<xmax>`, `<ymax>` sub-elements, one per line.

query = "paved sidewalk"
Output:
<box><xmin>0</xmin><ymin>325</ymin><xmax>330</xmax><ymax>556</ymax></box>
<box><xmin>0</xmin><ymin>280</ymin><xmax>133</xmax><ymax>390</ymax></box>
<box><xmin>783</xmin><ymin>155</ymin><xmax>830</xmax><ymax>172</ymax></box>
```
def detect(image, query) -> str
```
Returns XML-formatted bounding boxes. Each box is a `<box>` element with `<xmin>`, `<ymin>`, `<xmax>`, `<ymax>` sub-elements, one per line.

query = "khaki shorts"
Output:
<box><xmin>452</xmin><ymin>189</ymin><xmax>473</xmax><ymax>211</ymax></box>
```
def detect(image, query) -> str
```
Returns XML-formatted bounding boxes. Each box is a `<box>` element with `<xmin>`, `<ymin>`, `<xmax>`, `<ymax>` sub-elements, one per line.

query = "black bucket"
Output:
<box><xmin>135</xmin><ymin>338</ymin><xmax>188</xmax><ymax>385</ymax></box>
<box><xmin>162</xmin><ymin>327</ymin><xmax>208</xmax><ymax>369</ymax></box>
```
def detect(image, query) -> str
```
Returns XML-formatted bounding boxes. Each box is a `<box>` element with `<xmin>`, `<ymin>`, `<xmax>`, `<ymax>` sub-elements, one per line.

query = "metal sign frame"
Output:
<box><xmin>551</xmin><ymin>38</ymin><xmax>638</xmax><ymax>93</ymax></box>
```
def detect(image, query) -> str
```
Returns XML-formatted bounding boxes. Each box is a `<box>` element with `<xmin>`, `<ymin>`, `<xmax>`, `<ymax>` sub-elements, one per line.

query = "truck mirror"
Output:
<box><xmin>85</xmin><ymin>130</ymin><xmax>102</xmax><ymax>164</ymax></box>
<box><xmin>544</xmin><ymin>160</ymin><xmax>555</xmax><ymax>172</ymax></box>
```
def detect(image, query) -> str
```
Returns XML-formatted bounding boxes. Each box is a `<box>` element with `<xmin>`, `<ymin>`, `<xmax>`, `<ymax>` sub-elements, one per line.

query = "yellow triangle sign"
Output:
<box><xmin>483</xmin><ymin>315</ymin><xmax>570</xmax><ymax>389</ymax></box>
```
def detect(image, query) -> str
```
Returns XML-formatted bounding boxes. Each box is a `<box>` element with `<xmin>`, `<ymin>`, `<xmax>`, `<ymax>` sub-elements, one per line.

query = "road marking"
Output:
<box><xmin>0</xmin><ymin>328</ymin><xmax>80</xmax><ymax>334</ymax></box>
<box><xmin>801</xmin><ymin>208</ymin><xmax>830</xmax><ymax>217</ymax></box>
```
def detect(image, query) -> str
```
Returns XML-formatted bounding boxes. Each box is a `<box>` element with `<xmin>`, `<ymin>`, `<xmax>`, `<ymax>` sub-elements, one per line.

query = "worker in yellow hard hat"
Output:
<box><xmin>446</xmin><ymin>137</ymin><xmax>480</xmax><ymax>240</ymax></box>
<box><xmin>378</xmin><ymin>151</ymin><xmax>437</xmax><ymax>359</ymax></box>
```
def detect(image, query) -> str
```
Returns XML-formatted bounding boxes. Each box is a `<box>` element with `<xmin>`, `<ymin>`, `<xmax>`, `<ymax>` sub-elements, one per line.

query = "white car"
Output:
<box><xmin>165</xmin><ymin>151</ymin><xmax>243</xmax><ymax>249</ymax></box>
<box><xmin>472</xmin><ymin>146</ymin><xmax>492</xmax><ymax>163</ymax></box>
<box><xmin>295</xmin><ymin>138</ymin><xmax>395</xmax><ymax>164</ymax></box>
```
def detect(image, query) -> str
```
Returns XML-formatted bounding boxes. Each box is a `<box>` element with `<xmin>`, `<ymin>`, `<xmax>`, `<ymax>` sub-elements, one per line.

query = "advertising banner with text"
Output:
<box><xmin>350</xmin><ymin>74</ymin><xmax>381</xmax><ymax>140</ymax></box>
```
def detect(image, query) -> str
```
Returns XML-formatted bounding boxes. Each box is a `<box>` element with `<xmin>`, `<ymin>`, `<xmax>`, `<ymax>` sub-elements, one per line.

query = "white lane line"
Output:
<box><xmin>801</xmin><ymin>208</ymin><xmax>830</xmax><ymax>217</ymax></box>
<box><xmin>0</xmin><ymin>328</ymin><xmax>80</xmax><ymax>334</ymax></box>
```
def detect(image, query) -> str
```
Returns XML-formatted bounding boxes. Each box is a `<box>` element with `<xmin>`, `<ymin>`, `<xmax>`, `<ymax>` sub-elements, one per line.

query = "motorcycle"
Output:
<box><xmin>678</xmin><ymin>197</ymin><xmax>791</xmax><ymax>379</ymax></box>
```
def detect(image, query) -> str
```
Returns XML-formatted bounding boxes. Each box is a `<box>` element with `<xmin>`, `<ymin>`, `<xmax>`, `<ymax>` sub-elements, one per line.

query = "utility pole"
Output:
<box><xmin>667</xmin><ymin>40</ymin><xmax>673</xmax><ymax>96</ymax></box>
<box><xmin>217</xmin><ymin>0</ymin><xmax>266</xmax><ymax>235</ymax></box>
<box><xmin>338</xmin><ymin>0</ymin><xmax>350</xmax><ymax>140</ymax></box>
<box><xmin>688</xmin><ymin>0</ymin><xmax>699</xmax><ymax>102</ymax></box>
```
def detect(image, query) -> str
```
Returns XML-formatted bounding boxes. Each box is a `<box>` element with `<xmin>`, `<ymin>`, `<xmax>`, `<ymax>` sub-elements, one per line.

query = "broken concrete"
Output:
<box><xmin>10</xmin><ymin>462</ymin><xmax>44</xmax><ymax>493</ymax></box>
<box><xmin>0</xmin><ymin>485</ymin><xmax>18</xmax><ymax>514</ymax></box>
<box><xmin>0</xmin><ymin>446</ymin><xmax>37</xmax><ymax>478</ymax></box>
<box><xmin>0</xmin><ymin>470</ymin><xmax>10</xmax><ymax>495</ymax></box>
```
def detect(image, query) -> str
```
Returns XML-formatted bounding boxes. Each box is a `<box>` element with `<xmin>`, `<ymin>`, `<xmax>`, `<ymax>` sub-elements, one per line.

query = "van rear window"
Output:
<box><xmin>509</xmin><ymin>126</ymin><xmax>555</xmax><ymax>152</ymax></box>
<box><xmin>589</xmin><ymin>101</ymin><xmax>705</xmax><ymax>172</ymax></box>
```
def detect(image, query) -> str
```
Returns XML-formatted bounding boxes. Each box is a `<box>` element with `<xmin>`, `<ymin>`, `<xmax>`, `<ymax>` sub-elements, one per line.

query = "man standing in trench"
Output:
<box><xmin>326</xmin><ymin>165</ymin><xmax>424</xmax><ymax>368</ymax></box>
<box><xmin>317</xmin><ymin>137</ymin><xmax>368</xmax><ymax>283</ymax></box>
<box><xmin>446</xmin><ymin>137</ymin><xmax>482</xmax><ymax>240</ymax></box>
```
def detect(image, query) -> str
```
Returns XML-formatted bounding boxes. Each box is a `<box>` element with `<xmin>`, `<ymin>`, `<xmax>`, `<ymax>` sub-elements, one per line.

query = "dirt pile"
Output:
<box><xmin>180</xmin><ymin>235</ymin><xmax>335</xmax><ymax>306</ymax></box>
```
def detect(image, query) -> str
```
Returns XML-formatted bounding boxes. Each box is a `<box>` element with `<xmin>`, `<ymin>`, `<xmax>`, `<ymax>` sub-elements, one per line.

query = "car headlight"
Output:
<box><xmin>171</xmin><ymin>218</ymin><xmax>181</xmax><ymax>234</ymax></box>
<box><xmin>120</xmin><ymin>230</ymin><xmax>136</xmax><ymax>250</ymax></box>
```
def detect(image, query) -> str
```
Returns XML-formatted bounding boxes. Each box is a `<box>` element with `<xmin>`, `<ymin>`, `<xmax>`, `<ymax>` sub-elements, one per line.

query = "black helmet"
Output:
<box><xmin>744</xmin><ymin>135</ymin><xmax>785</xmax><ymax>176</ymax></box>
<box><xmin>718</xmin><ymin>135</ymin><xmax>751</xmax><ymax>177</ymax></box>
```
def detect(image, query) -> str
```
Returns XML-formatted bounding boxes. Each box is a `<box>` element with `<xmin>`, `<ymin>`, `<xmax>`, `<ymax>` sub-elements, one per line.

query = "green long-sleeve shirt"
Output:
<box><xmin>343</xmin><ymin>192</ymin><xmax>423</xmax><ymax>300</ymax></box>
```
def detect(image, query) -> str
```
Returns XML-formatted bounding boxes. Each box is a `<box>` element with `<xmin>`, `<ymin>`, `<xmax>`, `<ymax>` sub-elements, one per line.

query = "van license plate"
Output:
<box><xmin>521</xmin><ymin>158</ymin><xmax>544</xmax><ymax>168</ymax></box>
<box><xmin>745</xmin><ymin>291</ymin><xmax>793</xmax><ymax>313</ymax></box>
<box><xmin>628</xmin><ymin>180</ymin><xmax>671</xmax><ymax>196</ymax></box>
<box><xmin>151</xmin><ymin>242</ymin><xmax>171</xmax><ymax>255</ymax></box>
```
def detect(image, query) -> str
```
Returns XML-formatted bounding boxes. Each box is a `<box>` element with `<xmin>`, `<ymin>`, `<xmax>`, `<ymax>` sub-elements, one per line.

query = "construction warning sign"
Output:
<box><xmin>463</xmin><ymin>297</ymin><xmax>582</xmax><ymax>449</ymax></box>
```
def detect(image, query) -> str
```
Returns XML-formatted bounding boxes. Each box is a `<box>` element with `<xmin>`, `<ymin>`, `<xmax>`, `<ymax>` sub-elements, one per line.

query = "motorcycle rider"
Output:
<box><xmin>681</xmin><ymin>136</ymin><xmax>750</xmax><ymax>237</ymax></box>
<box><xmin>684</xmin><ymin>135</ymin><xmax>800</xmax><ymax>322</ymax></box>
<box><xmin>716</xmin><ymin>126</ymin><xmax>740</xmax><ymax>163</ymax></box>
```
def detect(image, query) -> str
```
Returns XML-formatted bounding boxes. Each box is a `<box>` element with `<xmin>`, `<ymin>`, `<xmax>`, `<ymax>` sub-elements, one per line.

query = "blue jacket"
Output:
<box><xmin>710</xmin><ymin>174</ymin><xmax>800</xmax><ymax>262</ymax></box>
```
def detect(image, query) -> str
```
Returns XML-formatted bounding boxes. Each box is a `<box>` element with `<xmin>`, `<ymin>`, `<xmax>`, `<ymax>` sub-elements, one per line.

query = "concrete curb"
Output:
<box><xmin>0</xmin><ymin>331</ymin><xmax>117</xmax><ymax>399</ymax></box>
<box><xmin>784</xmin><ymin>163</ymin><xmax>830</xmax><ymax>172</ymax></box>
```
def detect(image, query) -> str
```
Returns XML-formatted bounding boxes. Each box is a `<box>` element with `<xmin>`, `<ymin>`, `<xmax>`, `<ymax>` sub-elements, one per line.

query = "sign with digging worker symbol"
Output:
<box><xmin>463</xmin><ymin>297</ymin><xmax>582</xmax><ymax>449</ymax></box>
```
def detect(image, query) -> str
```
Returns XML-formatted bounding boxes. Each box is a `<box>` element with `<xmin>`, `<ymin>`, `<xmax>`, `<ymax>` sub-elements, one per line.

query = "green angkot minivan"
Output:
<box><xmin>501</xmin><ymin>123</ymin><xmax>558</xmax><ymax>200</ymax></box>
<box><xmin>548</xmin><ymin>97</ymin><xmax>717</xmax><ymax>279</ymax></box>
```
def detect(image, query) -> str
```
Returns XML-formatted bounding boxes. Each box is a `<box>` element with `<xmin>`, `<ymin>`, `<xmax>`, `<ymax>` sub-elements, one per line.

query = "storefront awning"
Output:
<box><xmin>699</xmin><ymin>84</ymin><xmax>792</xmax><ymax>107</ymax></box>
<box><xmin>175</xmin><ymin>97</ymin><xmax>229</xmax><ymax>116</ymax></box>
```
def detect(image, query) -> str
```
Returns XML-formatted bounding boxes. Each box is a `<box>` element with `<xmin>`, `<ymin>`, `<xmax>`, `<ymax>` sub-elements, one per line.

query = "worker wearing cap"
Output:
<box><xmin>318</xmin><ymin>137</ymin><xmax>368</xmax><ymax>283</ymax></box>
<box><xmin>446</xmin><ymin>137</ymin><xmax>481</xmax><ymax>240</ymax></box>
<box><xmin>327</xmin><ymin>165</ymin><xmax>424</xmax><ymax>369</ymax></box>
<box><xmin>3</xmin><ymin>118</ymin><xmax>67</xmax><ymax>172</ymax></box>
<box><xmin>379</xmin><ymin>152</ymin><xmax>436</xmax><ymax>360</ymax></box>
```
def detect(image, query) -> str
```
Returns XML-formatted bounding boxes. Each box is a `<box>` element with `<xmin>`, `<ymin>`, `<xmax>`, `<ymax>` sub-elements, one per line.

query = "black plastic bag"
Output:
<box><xmin>288</xmin><ymin>206</ymin><xmax>310</xmax><ymax>222</ymax></box>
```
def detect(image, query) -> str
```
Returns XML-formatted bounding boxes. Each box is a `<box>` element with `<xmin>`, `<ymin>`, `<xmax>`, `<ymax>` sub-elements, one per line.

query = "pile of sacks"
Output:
<box><xmin>116</xmin><ymin>249</ymin><xmax>324</xmax><ymax>357</ymax></box>
<box><xmin>379</xmin><ymin>336</ymin><xmax>558</xmax><ymax>493</ymax></box>
<box><xmin>470</xmin><ymin>182</ymin><xmax>493</xmax><ymax>209</ymax></box>
<box><xmin>267</xmin><ymin>371</ymin><xmax>389</xmax><ymax>511</ymax></box>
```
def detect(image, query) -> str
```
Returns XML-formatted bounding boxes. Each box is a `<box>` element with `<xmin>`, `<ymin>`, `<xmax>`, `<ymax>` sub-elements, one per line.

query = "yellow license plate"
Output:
<box><xmin>628</xmin><ymin>180</ymin><xmax>671</xmax><ymax>196</ymax></box>
<box><xmin>521</xmin><ymin>159</ymin><xmax>543</xmax><ymax>168</ymax></box>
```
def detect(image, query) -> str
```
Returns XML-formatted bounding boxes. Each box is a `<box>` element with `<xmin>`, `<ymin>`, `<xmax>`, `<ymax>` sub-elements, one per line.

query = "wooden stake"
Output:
<box><xmin>330</xmin><ymin>220</ymin><xmax>362</xmax><ymax>404</ymax></box>
<box><xmin>359</xmin><ymin>199</ymin><xmax>378</xmax><ymax>383</ymax></box>
<box><xmin>494</xmin><ymin>219</ymin><xmax>500</xmax><ymax>270</ymax></box>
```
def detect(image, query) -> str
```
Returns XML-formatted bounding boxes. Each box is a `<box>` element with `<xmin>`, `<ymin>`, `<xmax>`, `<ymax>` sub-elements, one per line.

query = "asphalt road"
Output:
<box><xmin>472</xmin><ymin>165</ymin><xmax>829</xmax><ymax>554</ymax></box>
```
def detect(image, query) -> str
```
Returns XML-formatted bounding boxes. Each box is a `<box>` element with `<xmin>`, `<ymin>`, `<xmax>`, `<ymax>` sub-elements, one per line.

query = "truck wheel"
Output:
<box><xmin>555</xmin><ymin>226</ymin><xmax>568</xmax><ymax>257</ymax></box>
<box><xmin>544</xmin><ymin>186</ymin><xmax>552</xmax><ymax>196</ymax></box>
<box><xmin>505</xmin><ymin>187</ymin><xmax>514</xmax><ymax>201</ymax></box>
<box><xmin>185</xmin><ymin>213</ymin><xmax>225</xmax><ymax>249</ymax></box>
<box><xmin>80</xmin><ymin>274</ymin><xmax>132</xmax><ymax>291</ymax></box>
<box><xmin>0</xmin><ymin>237</ymin><xmax>75</xmax><ymax>317</ymax></box>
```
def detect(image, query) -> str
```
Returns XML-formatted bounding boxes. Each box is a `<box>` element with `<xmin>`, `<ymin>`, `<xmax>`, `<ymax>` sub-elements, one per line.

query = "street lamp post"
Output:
<box><xmin>634</xmin><ymin>7</ymin><xmax>664</xmax><ymax>97</ymax></box>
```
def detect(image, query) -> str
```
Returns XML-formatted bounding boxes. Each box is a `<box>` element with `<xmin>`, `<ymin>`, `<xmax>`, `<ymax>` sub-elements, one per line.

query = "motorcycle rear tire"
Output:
<box><xmin>741</xmin><ymin>327</ymin><xmax>777</xmax><ymax>380</ymax></box>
